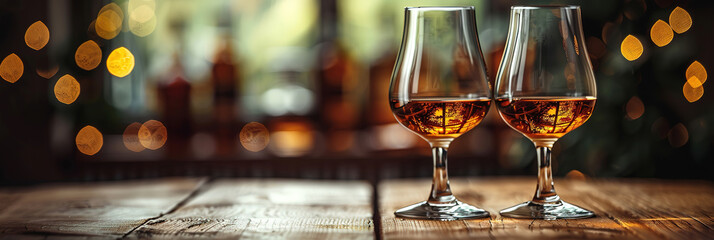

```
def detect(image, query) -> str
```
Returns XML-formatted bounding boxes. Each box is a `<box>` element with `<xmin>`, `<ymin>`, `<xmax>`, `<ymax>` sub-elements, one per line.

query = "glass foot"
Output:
<box><xmin>395</xmin><ymin>200</ymin><xmax>490</xmax><ymax>221</ymax></box>
<box><xmin>499</xmin><ymin>201</ymin><xmax>594</xmax><ymax>220</ymax></box>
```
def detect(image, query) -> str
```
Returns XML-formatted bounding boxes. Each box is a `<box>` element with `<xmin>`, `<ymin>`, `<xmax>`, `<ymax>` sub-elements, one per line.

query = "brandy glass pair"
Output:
<box><xmin>389</xmin><ymin>6</ymin><xmax>596</xmax><ymax>220</ymax></box>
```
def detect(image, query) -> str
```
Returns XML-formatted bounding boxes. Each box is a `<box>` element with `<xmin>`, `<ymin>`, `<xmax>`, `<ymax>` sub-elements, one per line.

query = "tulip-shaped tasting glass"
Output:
<box><xmin>494</xmin><ymin>5</ymin><xmax>596</xmax><ymax>219</ymax></box>
<box><xmin>389</xmin><ymin>6</ymin><xmax>492</xmax><ymax>220</ymax></box>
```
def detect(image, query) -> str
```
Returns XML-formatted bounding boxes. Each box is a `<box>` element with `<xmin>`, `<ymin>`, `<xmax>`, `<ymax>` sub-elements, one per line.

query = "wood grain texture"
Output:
<box><xmin>127</xmin><ymin>179</ymin><xmax>374</xmax><ymax>240</ymax></box>
<box><xmin>379</xmin><ymin>177</ymin><xmax>714</xmax><ymax>240</ymax></box>
<box><xmin>0</xmin><ymin>178</ymin><xmax>205</xmax><ymax>239</ymax></box>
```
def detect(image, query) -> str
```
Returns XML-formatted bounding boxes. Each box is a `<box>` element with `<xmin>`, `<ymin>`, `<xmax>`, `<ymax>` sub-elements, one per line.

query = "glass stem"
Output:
<box><xmin>531</xmin><ymin>143</ymin><xmax>561</xmax><ymax>205</ymax></box>
<box><xmin>428</xmin><ymin>147</ymin><xmax>456</xmax><ymax>205</ymax></box>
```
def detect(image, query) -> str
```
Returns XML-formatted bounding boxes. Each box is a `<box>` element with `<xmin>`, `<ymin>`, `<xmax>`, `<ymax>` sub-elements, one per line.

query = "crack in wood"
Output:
<box><xmin>120</xmin><ymin>178</ymin><xmax>211</xmax><ymax>239</ymax></box>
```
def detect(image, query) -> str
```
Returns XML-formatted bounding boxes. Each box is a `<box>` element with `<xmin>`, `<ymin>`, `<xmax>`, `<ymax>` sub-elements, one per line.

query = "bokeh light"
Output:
<box><xmin>76</xmin><ymin>125</ymin><xmax>103</xmax><ymax>156</ymax></box>
<box><xmin>36</xmin><ymin>65</ymin><xmax>58</xmax><ymax>79</ymax></box>
<box><xmin>128</xmin><ymin>0</ymin><xmax>157</xmax><ymax>37</ymax></box>
<box><xmin>621</xmin><ymin>35</ymin><xmax>643</xmax><ymax>61</ymax></box>
<box><xmin>123</xmin><ymin>122</ymin><xmax>145</xmax><ymax>152</ymax></box>
<box><xmin>138</xmin><ymin>120</ymin><xmax>167</xmax><ymax>150</ymax></box>
<box><xmin>54</xmin><ymin>74</ymin><xmax>80</xmax><ymax>105</ymax></box>
<box><xmin>626</xmin><ymin>96</ymin><xmax>645</xmax><ymax>120</ymax></box>
<box><xmin>650</xmin><ymin>20</ymin><xmax>673</xmax><ymax>47</ymax></box>
<box><xmin>686</xmin><ymin>61</ymin><xmax>707</xmax><ymax>87</ymax></box>
<box><xmin>269</xmin><ymin>121</ymin><xmax>314</xmax><ymax>157</ymax></box>
<box><xmin>239</xmin><ymin>122</ymin><xmax>270</xmax><ymax>152</ymax></box>
<box><xmin>669</xmin><ymin>7</ymin><xmax>692</xmax><ymax>34</ymax></box>
<box><xmin>0</xmin><ymin>53</ymin><xmax>23</xmax><ymax>83</ymax></box>
<box><xmin>106</xmin><ymin>47</ymin><xmax>135</xmax><ymax>77</ymax></box>
<box><xmin>95</xmin><ymin>3</ymin><xmax>124</xmax><ymax>40</ymax></box>
<box><xmin>683</xmin><ymin>77</ymin><xmax>704</xmax><ymax>103</ymax></box>
<box><xmin>667</xmin><ymin>123</ymin><xmax>689</xmax><ymax>147</ymax></box>
<box><xmin>75</xmin><ymin>40</ymin><xmax>102</xmax><ymax>71</ymax></box>
<box><xmin>24</xmin><ymin>21</ymin><xmax>49</xmax><ymax>51</ymax></box>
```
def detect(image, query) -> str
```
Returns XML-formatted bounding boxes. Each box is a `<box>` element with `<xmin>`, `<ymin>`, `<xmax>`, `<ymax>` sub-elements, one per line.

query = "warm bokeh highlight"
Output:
<box><xmin>128</xmin><ymin>0</ymin><xmax>157</xmax><ymax>37</ymax></box>
<box><xmin>95</xmin><ymin>3</ymin><xmax>123</xmax><ymax>40</ymax></box>
<box><xmin>54</xmin><ymin>74</ymin><xmax>81</xmax><ymax>105</ymax></box>
<box><xmin>625</xmin><ymin>96</ymin><xmax>645</xmax><ymax>120</ymax></box>
<box><xmin>106</xmin><ymin>47</ymin><xmax>135</xmax><ymax>77</ymax></box>
<box><xmin>686</xmin><ymin>61</ymin><xmax>707</xmax><ymax>87</ymax></box>
<box><xmin>76</xmin><ymin>125</ymin><xmax>103</xmax><ymax>156</ymax></box>
<box><xmin>239</xmin><ymin>122</ymin><xmax>270</xmax><ymax>152</ymax></box>
<box><xmin>682</xmin><ymin>78</ymin><xmax>704</xmax><ymax>103</ymax></box>
<box><xmin>621</xmin><ymin>35</ymin><xmax>643</xmax><ymax>61</ymax></box>
<box><xmin>138</xmin><ymin>120</ymin><xmax>167</xmax><ymax>150</ymax></box>
<box><xmin>0</xmin><ymin>53</ymin><xmax>24</xmax><ymax>83</ymax></box>
<box><xmin>75</xmin><ymin>40</ymin><xmax>102</xmax><ymax>71</ymax></box>
<box><xmin>669</xmin><ymin>7</ymin><xmax>692</xmax><ymax>34</ymax></box>
<box><xmin>36</xmin><ymin>65</ymin><xmax>58</xmax><ymax>79</ymax></box>
<box><xmin>667</xmin><ymin>123</ymin><xmax>689</xmax><ymax>147</ymax></box>
<box><xmin>24</xmin><ymin>21</ymin><xmax>49</xmax><ymax>51</ymax></box>
<box><xmin>650</xmin><ymin>20</ymin><xmax>673</xmax><ymax>47</ymax></box>
<box><xmin>123</xmin><ymin>122</ymin><xmax>145</xmax><ymax>152</ymax></box>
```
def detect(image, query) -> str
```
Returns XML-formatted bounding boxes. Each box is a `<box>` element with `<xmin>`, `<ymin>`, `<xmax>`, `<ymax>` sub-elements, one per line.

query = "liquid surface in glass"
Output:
<box><xmin>391</xmin><ymin>98</ymin><xmax>491</xmax><ymax>139</ymax></box>
<box><xmin>496</xmin><ymin>97</ymin><xmax>595</xmax><ymax>139</ymax></box>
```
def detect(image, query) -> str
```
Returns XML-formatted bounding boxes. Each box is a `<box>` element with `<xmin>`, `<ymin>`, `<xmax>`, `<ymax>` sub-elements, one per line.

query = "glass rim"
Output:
<box><xmin>511</xmin><ymin>5</ymin><xmax>580</xmax><ymax>10</ymax></box>
<box><xmin>405</xmin><ymin>6</ymin><xmax>475</xmax><ymax>11</ymax></box>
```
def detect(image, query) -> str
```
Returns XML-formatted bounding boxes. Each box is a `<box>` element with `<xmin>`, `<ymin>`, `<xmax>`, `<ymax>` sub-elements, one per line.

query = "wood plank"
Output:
<box><xmin>127</xmin><ymin>179</ymin><xmax>374</xmax><ymax>240</ymax></box>
<box><xmin>379</xmin><ymin>177</ymin><xmax>714</xmax><ymax>239</ymax></box>
<box><xmin>0</xmin><ymin>178</ymin><xmax>205</xmax><ymax>238</ymax></box>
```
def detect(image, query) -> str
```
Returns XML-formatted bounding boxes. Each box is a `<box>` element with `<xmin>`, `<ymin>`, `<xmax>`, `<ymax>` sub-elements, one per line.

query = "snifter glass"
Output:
<box><xmin>389</xmin><ymin>6</ymin><xmax>491</xmax><ymax>220</ymax></box>
<box><xmin>494</xmin><ymin>5</ymin><xmax>597</xmax><ymax>219</ymax></box>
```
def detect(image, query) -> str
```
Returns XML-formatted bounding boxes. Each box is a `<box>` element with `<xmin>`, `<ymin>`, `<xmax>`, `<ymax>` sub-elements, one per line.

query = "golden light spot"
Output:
<box><xmin>621</xmin><ymin>35</ymin><xmax>643</xmax><ymax>61</ymax></box>
<box><xmin>76</xmin><ymin>125</ymin><xmax>103</xmax><ymax>156</ymax></box>
<box><xmin>36</xmin><ymin>65</ymin><xmax>58</xmax><ymax>79</ymax></box>
<box><xmin>239</xmin><ymin>122</ymin><xmax>270</xmax><ymax>152</ymax></box>
<box><xmin>626</xmin><ymin>96</ymin><xmax>645</xmax><ymax>120</ymax></box>
<box><xmin>106</xmin><ymin>47</ymin><xmax>135</xmax><ymax>77</ymax></box>
<box><xmin>24</xmin><ymin>21</ymin><xmax>49</xmax><ymax>50</ymax></box>
<box><xmin>269</xmin><ymin>120</ymin><xmax>314</xmax><ymax>157</ymax></box>
<box><xmin>138</xmin><ymin>120</ymin><xmax>167</xmax><ymax>150</ymax></box>
<box><xmin>75</xmin><ymin>40</ymin><xmax>102</xmax><ymax>71</ymax></box>
<box><xmin>95</xmin><ymin>3</ymin><xmax>124</xmax><ymax>40</ymax></box>
<box><xmin>687</xmin><ymin>76</ymin><xmax>703</xmax><ymax>88</ymax></box>
<box><xmin>565</xmin><ymin>170</ymin><xmax>586</xmax><ymax>180</ymax></box>
<box><xmin>650</xmin><ymin>20</ymin><xmax>673</xmax><ymax>47</ymax></box>
<box><xmin>686</xmin><ymin>61</ymin><xmax>707</xmax><ymax>86</ymax></box>
<box><xmin>669</xmin><ymin>7</ymin><xmax>692</xmax><ymax>34</ymax></box>
<box><xmin>123</xmin><ymin>122</ymin><xmax>145</xmax><ymax>152</ymax></box>
<box><xmin>573</xmin><ymin>35</ymin><xmax>580</xmax><ymax>55</ymax></box>
<box><xmin>0</xmin><ymin>54</ymin><xmax>23</xmax><ymax>83</ymax></box>
<box><xmin>683</xmin><ymin>78</ymin><xmax>704</xmax><ymax>102</ymax></box>
<box><xmin>128</xmin><ymin>0</ymin><xmax>156</xmax><ymax>37</ymax></box>
<box><xmin>54</xmin><ymin>74</ymin><xmax>80</xmax><ymax>105</ymax></box>
<box><xmin>667</xmin><ymin>123</ymin><xmax>688</xmax><ymax>147</ymax></box>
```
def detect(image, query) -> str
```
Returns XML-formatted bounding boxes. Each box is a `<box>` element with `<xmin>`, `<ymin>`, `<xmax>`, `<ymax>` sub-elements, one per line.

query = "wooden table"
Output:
<box><xmin>379</xmin><ymin>177</ymin><xmax>714</xmax><ymax>239</ymax></box>
<box><xmin>0</xmin><ymin>177</ymin><xmax>712</xmax><ymax>239</ymax></box>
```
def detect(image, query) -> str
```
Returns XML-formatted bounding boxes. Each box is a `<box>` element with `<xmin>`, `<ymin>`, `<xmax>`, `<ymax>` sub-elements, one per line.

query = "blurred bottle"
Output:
<box><xmin>366</xmin><ymin>51</ymin><xmax>397</xmax><ymax>127</ymax></box>
<box><xmin>158</xmin><ymin>52</ymin><xmax>192</xmax><ymax>158</ymax></box>
<box><xmin>211</xmin><ymin>36</ymin><xmax>240</xmax><ymax>157</ymax></box>
<box><xmin>316</xmin><ymin>0</ymin><xmax>363</xmax><ymax>153</ymax></box>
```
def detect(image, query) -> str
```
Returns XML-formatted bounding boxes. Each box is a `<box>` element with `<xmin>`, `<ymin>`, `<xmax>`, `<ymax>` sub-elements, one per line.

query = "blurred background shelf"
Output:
<box><xmin>0</xmin><ymin>0</ymin><xmax>713</xmax><ymax>185</ymax></box>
